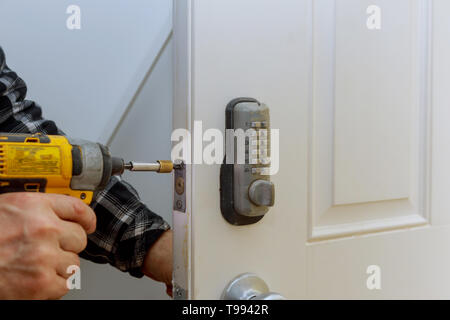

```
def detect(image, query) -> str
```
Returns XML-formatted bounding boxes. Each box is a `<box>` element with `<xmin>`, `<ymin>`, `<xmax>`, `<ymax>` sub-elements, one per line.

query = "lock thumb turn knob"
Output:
<box><xmin>248</xmin><ymin>180</ymin><xmax>275</xmax><ymax>207</ymax></box>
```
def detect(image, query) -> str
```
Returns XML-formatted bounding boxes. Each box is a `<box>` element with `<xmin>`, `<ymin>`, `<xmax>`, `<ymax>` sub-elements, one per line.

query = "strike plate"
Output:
<box><xmin>173</xmin><ymin>161</ymin><xmax>186</xmax><ymax>212</ymax></box>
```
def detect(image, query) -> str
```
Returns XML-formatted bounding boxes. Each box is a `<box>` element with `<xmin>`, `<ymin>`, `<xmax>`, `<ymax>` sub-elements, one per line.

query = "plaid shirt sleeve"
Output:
<box><xmin>0</xmin><ymin>46</ymin><xmax>170</xmax><ymax>278</ymax></box>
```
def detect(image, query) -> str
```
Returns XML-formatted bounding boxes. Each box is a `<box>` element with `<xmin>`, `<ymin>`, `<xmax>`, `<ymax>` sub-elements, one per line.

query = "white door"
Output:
<box><xmin>172</xmin><ymin>0</ymin><xmax>450</xmax><ymax>299</ymax></box>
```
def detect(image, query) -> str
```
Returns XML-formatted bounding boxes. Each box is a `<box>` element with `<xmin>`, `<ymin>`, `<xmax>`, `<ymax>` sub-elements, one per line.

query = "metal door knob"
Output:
<box><xmin>221</xmin><ymin>273</ymin><xmax>285</xmax><ymax>300</ymax></box>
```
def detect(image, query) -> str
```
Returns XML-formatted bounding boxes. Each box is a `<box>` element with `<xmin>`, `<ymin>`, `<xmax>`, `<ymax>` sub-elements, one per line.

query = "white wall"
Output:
<box><xmin>0</xmin><ymin>0</ymin><xmax>172</xmax><ymax>143</ymax></box>
<box><xmin>0</xmin><ymin>0</ymin><xmax>173</xmax><ymax>299</ymax></box>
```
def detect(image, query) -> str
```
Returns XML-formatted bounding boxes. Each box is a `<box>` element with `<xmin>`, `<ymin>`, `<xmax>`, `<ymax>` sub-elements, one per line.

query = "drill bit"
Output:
<box><xmin>124</xmin><ymin>160</ymin><xmax>174</xmax><ymax>173</ymax></box>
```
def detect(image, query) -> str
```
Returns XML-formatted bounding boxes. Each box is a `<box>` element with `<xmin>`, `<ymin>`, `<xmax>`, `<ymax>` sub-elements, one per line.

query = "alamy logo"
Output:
<box><xmin>366</xmin><ymin>5</ymin><xmax>382</xmax><ymax>30</ymax></box>
<box><xmin>171</xmin><ymin>121</ymin><xmax>280</xmax><ymax>175</ymax></box>
<box><xmin>366</xmin><ymin>265</ymin><xmax>381</xmax><ymax>290</ymax></box>
<box><xmin>66</xmin><ymin>265</ymin><xmax>81</xmax><ymax>290</ymax></box>
<box><xmin>66</xmin><ymin>5</ymin><xmax>81</xmax><ymax>30</ymax></box>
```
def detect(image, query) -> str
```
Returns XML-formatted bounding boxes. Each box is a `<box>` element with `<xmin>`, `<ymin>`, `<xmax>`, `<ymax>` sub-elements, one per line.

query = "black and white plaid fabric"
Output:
<box><xmin>0</xmin><ymin>46</ymin><xmax>170</xmax><ymax>278</ymax></box>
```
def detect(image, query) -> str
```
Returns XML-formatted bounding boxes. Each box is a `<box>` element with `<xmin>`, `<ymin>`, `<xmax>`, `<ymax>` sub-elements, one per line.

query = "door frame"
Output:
<box><xmin>172</xmin><ymin>0</ymin><xmax>193</xmax><ymax>300</ymax></box>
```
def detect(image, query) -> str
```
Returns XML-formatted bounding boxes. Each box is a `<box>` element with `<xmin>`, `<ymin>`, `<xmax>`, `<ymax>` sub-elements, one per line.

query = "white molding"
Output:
<box><xmin>309</xmin><ymin>213</ymin><xmax>428</xmax><ymax>242</ymax></box>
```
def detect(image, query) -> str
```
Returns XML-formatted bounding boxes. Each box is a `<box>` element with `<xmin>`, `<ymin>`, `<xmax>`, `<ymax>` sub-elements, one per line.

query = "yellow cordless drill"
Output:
<box><xmin>0</xmin><ymin>133</ymin><xmax>174</xmax><ymax>204</ymax></box>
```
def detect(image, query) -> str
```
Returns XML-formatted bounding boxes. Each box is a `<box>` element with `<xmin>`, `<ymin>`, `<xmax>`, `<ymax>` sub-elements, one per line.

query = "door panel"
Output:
<box><xmin>334</xmin><ymin>0</ymin><xmax>412</xmax><ymax>205</ymax></box>
<box><xmin>309</xmin><ymin>0</ymin><xmax>430</xmax><ymax>240</ymax></box>
<box><xmin>307</xmin><ymin>226</ymin><xmax>450</xmax><ymax>299</ymax></box>
<box><xmin>174</xmin><ymin>0</ymin><xmax>450</xmax><ymax>299</ymax></box>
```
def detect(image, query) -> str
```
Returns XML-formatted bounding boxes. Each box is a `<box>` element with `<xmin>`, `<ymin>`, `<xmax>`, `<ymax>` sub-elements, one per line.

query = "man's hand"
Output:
<box><xmin>0</xmin><ymin>193</ymin><xmax>96</xmax><ymax>300</ymax></box>
<box><xmin>142</xmin><ymin>229</ymin><xmax>173</xmax><ymax>297</ymax></box>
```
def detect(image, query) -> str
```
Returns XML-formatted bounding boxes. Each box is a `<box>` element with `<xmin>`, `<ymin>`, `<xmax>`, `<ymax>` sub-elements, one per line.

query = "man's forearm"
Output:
<box><xmin>142</xmin><ymin>229</ymin><xmax>173</xmax><ymax>295</ymax></box>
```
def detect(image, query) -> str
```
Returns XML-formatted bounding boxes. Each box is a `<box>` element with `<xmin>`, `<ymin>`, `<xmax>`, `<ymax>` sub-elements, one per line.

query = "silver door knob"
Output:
<box><xmin>221</xmin><ymin>273</ymin><xmax>285</xmax><ymax>300</ymax></box>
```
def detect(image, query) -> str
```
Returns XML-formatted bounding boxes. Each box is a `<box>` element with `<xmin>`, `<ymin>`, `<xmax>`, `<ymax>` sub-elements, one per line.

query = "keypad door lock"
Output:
<box><xmin>220</xmin><ymin>98</ymin><xmax>275</xmax><ymax>226</ymax></box>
